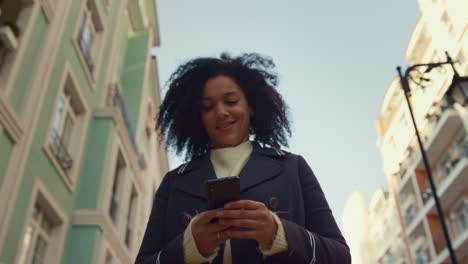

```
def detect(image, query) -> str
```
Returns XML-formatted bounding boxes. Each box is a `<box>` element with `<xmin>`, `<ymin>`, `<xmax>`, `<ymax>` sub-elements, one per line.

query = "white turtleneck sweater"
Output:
<box><xmin>182</xmin><ymin>141</ymin><xmax>288</xmax><ymax>264</ymax></box>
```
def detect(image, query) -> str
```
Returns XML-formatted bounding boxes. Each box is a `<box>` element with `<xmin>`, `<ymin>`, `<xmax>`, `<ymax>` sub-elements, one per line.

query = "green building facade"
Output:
<box><xmin>0</xmin><ymin>0</ymin><xmax>168</xmax><ymax>263</ymax></box>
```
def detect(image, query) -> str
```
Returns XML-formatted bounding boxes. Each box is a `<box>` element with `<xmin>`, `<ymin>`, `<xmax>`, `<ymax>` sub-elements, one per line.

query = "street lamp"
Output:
<box><xmin>396</xmin><ymin>52</ymin><xmax>466</xmax><ymax>264</ymax></box>
<box><xmin>446</xmin><ymin>75</ymin><xmax>468</xmax><ymax>106</ymax></box>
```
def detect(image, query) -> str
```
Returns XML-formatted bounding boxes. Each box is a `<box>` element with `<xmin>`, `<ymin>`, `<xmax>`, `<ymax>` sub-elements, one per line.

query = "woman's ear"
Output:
<box><xmin>249</xmin><ymin>108</ymin><xmax>254</xmax><ymax>117</ymax></box>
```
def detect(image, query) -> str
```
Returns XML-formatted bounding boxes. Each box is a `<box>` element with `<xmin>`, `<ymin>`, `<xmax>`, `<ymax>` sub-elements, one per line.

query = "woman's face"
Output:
<box><xmin>201</xmin><ymin>75</ymin><xmax>252</xmax><ymax>148</ymax></box>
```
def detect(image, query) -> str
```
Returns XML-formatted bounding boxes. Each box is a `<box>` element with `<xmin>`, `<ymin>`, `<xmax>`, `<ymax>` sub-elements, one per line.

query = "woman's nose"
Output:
<box><xmin>215</xmin><ymin>104</ymin><xmax>229</xmax><ymax>117</ymax></box>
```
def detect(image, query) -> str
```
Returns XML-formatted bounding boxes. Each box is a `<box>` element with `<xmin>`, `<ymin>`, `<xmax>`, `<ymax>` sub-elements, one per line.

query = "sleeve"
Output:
<box><xmin>259</xmin><ymin>212</ymin><xmax>288</xmax><ymax>255</ymax></box>
<box><xmin>183</xmin><ymin>216</ymin><xmax>218</xmax><ymax>263</ymax></box>
<box><xmin>135</xmin><ymin>173</ymin><xmax>185</xmax><ymax>264</ymax></box>
<box><xmin>264</xmin><ymin>155</ymin><xmax>351</xmax><ymax>264</ymax></box>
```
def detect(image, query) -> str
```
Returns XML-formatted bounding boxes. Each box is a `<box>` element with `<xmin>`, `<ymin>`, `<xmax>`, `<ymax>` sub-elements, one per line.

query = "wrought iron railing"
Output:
<box><xmin>49</xmin><ymin>130</ymin><xmax>73</xmax><ymax>172</ymax></box>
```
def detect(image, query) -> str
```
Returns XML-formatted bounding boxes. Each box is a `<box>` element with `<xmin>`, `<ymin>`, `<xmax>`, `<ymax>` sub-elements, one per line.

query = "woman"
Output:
<box><xmin>136</xmin><ymin>53</ymin><xmax>350</xmax><ymax>264</ymax></box>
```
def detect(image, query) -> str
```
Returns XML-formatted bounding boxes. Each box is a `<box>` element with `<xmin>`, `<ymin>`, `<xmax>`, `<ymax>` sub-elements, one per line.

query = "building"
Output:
<box><xmin>367</xmin><ymin>188</ymin><xmax>409</xmax><ymax>264</ymax></box>
<box><xmin>0</xmin><ymin>0</ymin><xmax>168</xmax><ymax>263</ymax></box>
<box><xmin>375</xmin><ymin>0</ymin><xmax>468</xmax><ymax>263</ymax></box>
<box><xmin>342</xmin><ymin>189</ymin><xmax>410</xmax><ymax>264</ymax></box>
<box><xmin>342</xmin><ymin>191</ymin><xmax>372</xmax><ymax>264</ymax></box>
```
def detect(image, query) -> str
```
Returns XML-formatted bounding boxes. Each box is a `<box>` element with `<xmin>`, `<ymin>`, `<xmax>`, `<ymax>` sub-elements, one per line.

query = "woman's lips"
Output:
<box><xmin>216</xmin><ymin>121</ymin><xmax>235</xmax><ymax>132</ymax></box>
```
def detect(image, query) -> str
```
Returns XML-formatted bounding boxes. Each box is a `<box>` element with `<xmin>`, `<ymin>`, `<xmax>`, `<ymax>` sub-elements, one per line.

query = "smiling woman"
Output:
<box><xmin>135</xmin><ymin>53</ymin><xmax>351</xmax><ymax>264</ymax></box>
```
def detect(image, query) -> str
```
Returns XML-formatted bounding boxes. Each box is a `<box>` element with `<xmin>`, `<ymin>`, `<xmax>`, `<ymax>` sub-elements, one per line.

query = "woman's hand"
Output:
<box><xmin>217</xmin><ymin>200</ymin><xmax>278</xmax><ymax>246</ymax></box>
<box><xmin>191</xmin><ymin>209</ymin><xmax>230</xmax><ymax>257</ymax></box>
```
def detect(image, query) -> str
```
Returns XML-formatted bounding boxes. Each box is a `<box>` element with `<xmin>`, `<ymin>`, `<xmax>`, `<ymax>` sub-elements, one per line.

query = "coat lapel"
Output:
<box><xmin>174</xmin><ymin>157</ymin><xmax>217</xmax><ymax>200</ymax></box>
<box><xmin>174</xmin><ymin>142</ymin><xmax>285</xmax><ymax>199</ymax></box>
<box><xmin>239</xmin><ymin>143</ymin><xmax>284</xmax><ymax>193</ymax></box>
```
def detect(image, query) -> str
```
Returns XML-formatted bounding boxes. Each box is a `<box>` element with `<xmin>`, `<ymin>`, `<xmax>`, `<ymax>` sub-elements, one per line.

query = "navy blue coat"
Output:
<box><xmin>135</xmin><ymin>143</ymin><xmax>351</xmax><ymax>264</ymax></box>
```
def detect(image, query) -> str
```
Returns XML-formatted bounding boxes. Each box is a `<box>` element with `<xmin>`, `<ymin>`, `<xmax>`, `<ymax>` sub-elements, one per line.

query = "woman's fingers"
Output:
<box><xmin>218</xmin><ymin>218</ymin><xmax>260</xmax><ymax>229</ymax></box>
<box><xmin>224</xmin><ymin>200</ymin><xmax>263</xmax><ymax>210</ymax></box>
<box><xmin>217</xmin><ymin>208</ymin><xmax>270</xmax><ymax>221</ymax></box>
<box><xmin>198</xmin><ymin>209</ymin><xmax>223</xmax><ymax>224</ymax></box>
<box><xmin>193</xmin><ymin>213</ymin><xmax>230</xmax><ymax>233</ymax></box>
<box><xmin>225</xmin><ymin>229</ymin><xmax>258</xmax><ymax>240</ymax></box>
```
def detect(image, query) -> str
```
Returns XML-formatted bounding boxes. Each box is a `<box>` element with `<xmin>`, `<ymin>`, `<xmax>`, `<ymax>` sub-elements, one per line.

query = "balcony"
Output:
<box><xmin>411</xmin><ymin>236</ymin><xmax>431</xmax><ymax>264</ymax></box>
<box><xmin>398</xmin><ymin>143</ymin><xmax>418</xmax><ymax>192</ymax></box>
<box><xmin>423</xmin><ymin>142</ymin><xmax>468</xmax><ymax>214</ymax></box>
<box><xmin>452</xmin><ymin>228</ymin><xmax>468</xmax><ymax>262</ymax></box>
<box><xmin>416</xmin><ymin>102</ymin><xmax>463</xmax><ymax>170</ymax></box>
<box><xmin>431</xmin><ymin>228</ymin><xmax>468</xmax><ymax>263</ymax></box>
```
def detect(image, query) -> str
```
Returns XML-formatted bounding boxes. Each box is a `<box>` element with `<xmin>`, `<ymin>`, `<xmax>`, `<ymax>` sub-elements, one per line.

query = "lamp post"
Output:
<box><xmin>396</xmin><ymin>52</ymin><xmax>467</xmax><ymax>264</ymax></box>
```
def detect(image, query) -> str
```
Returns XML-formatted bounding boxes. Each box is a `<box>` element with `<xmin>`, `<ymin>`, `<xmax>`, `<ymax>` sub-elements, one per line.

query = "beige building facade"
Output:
<box><xmin>375</xmin><ymin>0</ymin><xmax>468</xmax><ymax>263</ymax></box>
<box><xmin>343</xmin><ymin>189</ymin><xmax>410</xmax><ymax>264</ymax></box>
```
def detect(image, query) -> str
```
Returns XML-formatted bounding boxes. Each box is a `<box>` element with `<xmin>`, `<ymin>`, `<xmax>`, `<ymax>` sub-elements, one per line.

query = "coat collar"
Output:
<box><xmin>174</xmin><ymin>142</ymin><xmax>286</xmax><ymax>200</ymax></box>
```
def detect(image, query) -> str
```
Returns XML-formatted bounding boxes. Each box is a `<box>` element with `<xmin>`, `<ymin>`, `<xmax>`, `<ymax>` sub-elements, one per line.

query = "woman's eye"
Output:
<box><xmin>202</xmin><ymin>105</ymin><xmax>214</xmax><ymax>112</ymax></box>
<box><xmin>226</xmin><ymin>100</ymin><xmax>238</xmax><ymax>105</ymax></box>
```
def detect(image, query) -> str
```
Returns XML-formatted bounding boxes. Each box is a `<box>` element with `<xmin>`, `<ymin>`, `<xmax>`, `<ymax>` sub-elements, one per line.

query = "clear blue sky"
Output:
<box><xmin>153</xmin><ymin>0</ymin><xmax>420</xmax><ymax>227</ymax></box>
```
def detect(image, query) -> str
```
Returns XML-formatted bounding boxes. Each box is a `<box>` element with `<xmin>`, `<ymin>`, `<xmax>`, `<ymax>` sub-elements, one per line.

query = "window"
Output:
<box><xmin>453</xmin><ymin>201</ymin><xmax>467</xmax><ymax>234</ymax></box>
<box><xmin>405</xmin><ymin>204</ymin><xmax>416</xmax><ymax>225</ymax></box>
<box><xmin>456</xmin><ymin>137</ymin><xmax>468</xmax><ymax>158</ymax></box>
<box><xmin>77</xmin><ymin>11</ymin><xmax>97</xmax><ymax>74</ymax></box>
<box><xmin>440</xmin><ymin>11</ymin><xmax>454</xmax><ymax>36</ymax></box>
<box><xmin>75</xmin><ymin>0</ymin><xmax>104</xmax><ymax>82</ymax></box>
<box><xmin>415</xmin><ymin>247</ymin><xmax>429</xmax><ymax>264</ymax></box>
<box><xmin>16</xmin><ymin>190</ymin><xmax>65</xmax><ymax>264</ymax></box>
<box><xmin>409</xmin><ymin>27</ymin><xmax>430</xmax><ymax>64</ymax></box>
<box><xmin>48</xmin><ymin>76</ymin><xmax>86</xmax><ymax>183</ymax></box>
<box><xmin>45</xmin><ymin>68</ymin><xmax>88</xmax><ymax>191</ymax></box>
<box><xmin>109</xmin><ymin>151</ymin><xmax>126</xmax><ymax>224</ymax></box>
<box><xmin>125</xmin><ymin>185</ymin><xmax>138</xmax><ymax>248</ymax></box>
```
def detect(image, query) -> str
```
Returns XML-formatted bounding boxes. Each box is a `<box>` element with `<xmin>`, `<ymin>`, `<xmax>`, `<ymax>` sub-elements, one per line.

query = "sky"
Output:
<box><xmin>152</xmin><ymin>0</ymin><xmax>420</xmax><ymax>228</ymax></box>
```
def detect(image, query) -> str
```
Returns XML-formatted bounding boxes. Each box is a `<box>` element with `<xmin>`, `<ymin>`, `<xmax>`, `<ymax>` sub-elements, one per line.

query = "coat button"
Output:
<box><xmin>181</xmin><ymin>212</ymin><xmax>192</xmax><ymax>227</ymax></box>
<box><xmin>269</xmin><ymin>197</ymin><xmax>279</xmax><ymax>209</ymax></box>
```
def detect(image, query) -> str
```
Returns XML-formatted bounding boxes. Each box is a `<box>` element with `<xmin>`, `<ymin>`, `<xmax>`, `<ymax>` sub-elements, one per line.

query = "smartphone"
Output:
<box><xmin>205</xmin><ymin>176</ymin><xmax>240</xmax><ymax>210</ymax></box>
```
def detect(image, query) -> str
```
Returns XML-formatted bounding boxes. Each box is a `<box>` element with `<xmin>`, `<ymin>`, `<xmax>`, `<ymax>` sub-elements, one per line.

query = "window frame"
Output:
<box><xmin>72</xmin><ymin>0</ymin><xmax>105</xmax><ymax>90</ymax></box>
<box><xmin>14</xmin><ymin>180</ymin><xmax>67</xmax><ymax>264</ymax></box>
<box><xmin>101</xmin><ymin>130</ymin><xmax>144</xmax><ymax>255</ymax></box>
<box><xmin>43</xmin><ymin>63</ymin><xmax>89</xmax><ymax>192</ymax></box>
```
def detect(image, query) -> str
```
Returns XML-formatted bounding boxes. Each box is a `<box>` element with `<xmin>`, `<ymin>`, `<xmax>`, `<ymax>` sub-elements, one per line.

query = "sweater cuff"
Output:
<box><xmin>259</xmin><ymin>211</ymin><xmax>288</xmax><ymax>256</ymax></box>
<box><xmin>183</xmin><ymin>216</ymin><xmax>218</xmax><ymax>263</ymax></box>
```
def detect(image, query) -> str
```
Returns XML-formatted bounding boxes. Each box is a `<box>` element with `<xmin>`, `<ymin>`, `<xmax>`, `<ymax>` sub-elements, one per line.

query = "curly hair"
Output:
<box><xmin>156</xmin><ymin>53</ymin><xmax>291</xmax><ymax>161</ymax></box>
